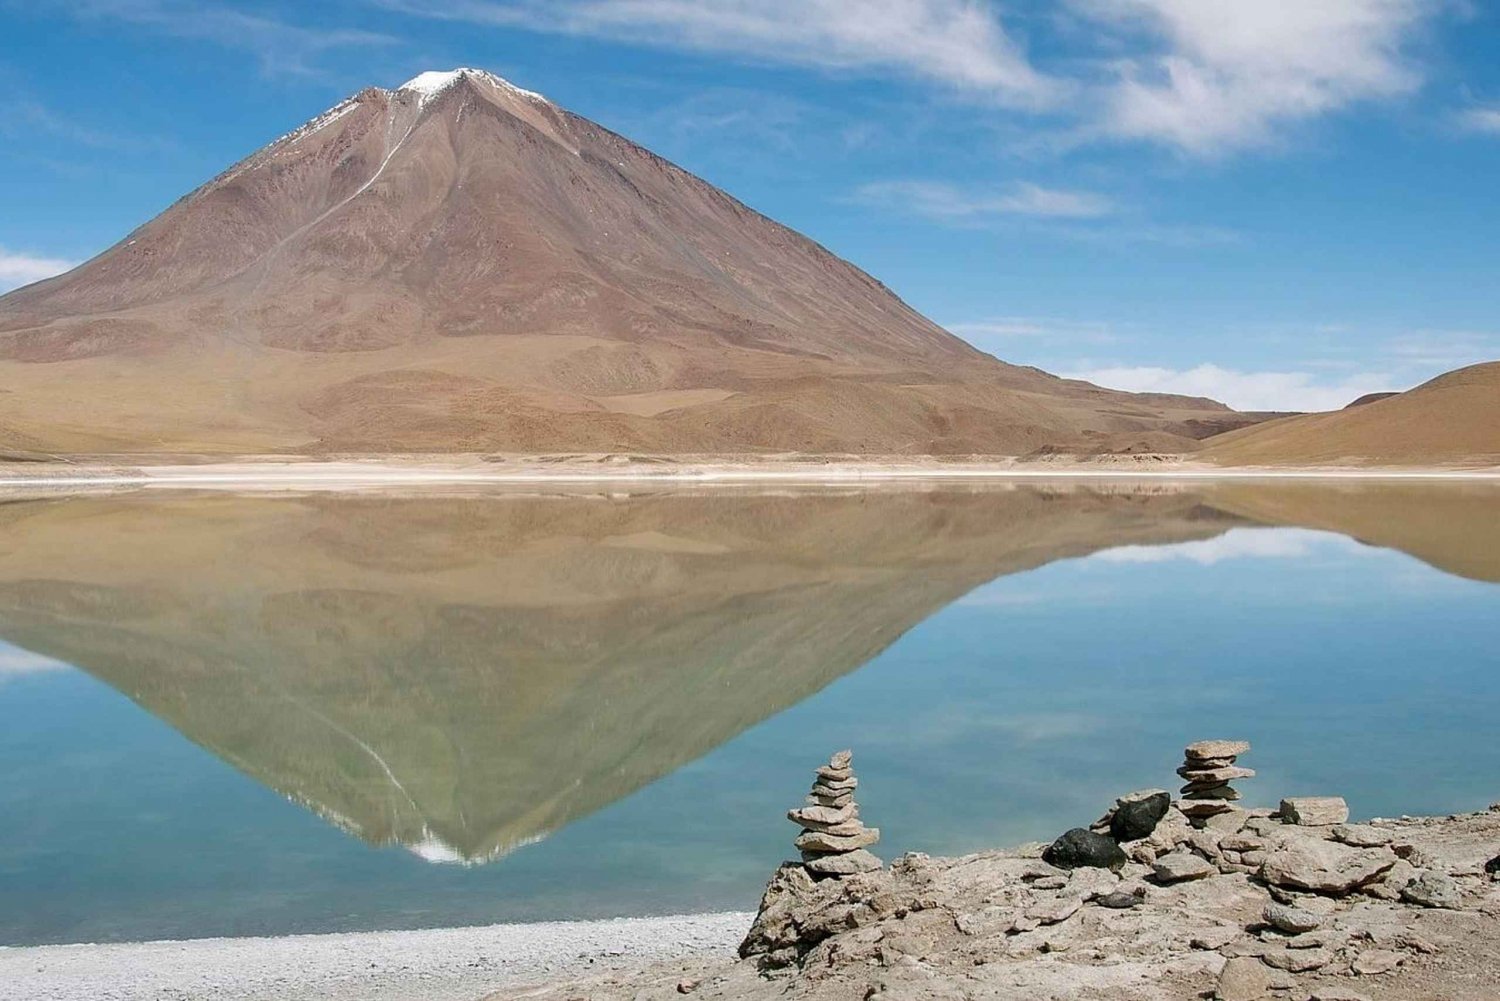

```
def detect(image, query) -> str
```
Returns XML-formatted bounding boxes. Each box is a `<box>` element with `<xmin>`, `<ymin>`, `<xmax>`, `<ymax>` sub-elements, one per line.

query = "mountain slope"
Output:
<box><xmin>1202</xmin><ymin>362</ymin><xmax>1500</xmax><ymax>467</ymax></box>
<box><xmin>0</xmin><ymin>69</ymin><xmax>1246</xmax><ymax>455</ymax></box>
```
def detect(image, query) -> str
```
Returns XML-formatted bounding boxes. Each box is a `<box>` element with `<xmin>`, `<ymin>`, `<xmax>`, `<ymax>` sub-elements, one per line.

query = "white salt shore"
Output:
<box><xmin>1</xmin><ymin>911</ymin><xmax>754</xmax><ymax>1001</ymax></box>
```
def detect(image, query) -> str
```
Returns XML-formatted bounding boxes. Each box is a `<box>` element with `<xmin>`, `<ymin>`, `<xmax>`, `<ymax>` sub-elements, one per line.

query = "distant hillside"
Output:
<box><xmin>1202</xmin><ymin>362</ymin><xmax>1500</xmax><ymax>467</ymax></box>
<box><xmin>0</xmin><ymin>68</ymin><xmax>1250</xmax><ymax>456</ymax></box>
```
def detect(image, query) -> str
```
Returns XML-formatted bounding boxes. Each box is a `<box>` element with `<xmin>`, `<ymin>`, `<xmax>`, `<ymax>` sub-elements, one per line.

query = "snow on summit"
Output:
<box><xmin>398</xmin><ymin>68</ymin><xmax>548</xmax><ymax>105</ymax></box>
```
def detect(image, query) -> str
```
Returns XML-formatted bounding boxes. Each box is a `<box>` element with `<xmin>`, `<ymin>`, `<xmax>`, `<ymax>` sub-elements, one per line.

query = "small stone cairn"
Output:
<box><xmin>786</xmin><ymin>750</ymin><xmax>882</xmax><ymax>877</ymax></box>
<box><xmin>1177</xmin><ymin>739</ymin><xmax>1253</xmax><ymax>827</ymax></box>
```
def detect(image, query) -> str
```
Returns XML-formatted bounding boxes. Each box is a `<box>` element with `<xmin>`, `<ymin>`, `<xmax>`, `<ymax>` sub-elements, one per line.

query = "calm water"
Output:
<box><xmin>0</xmin><ymin>481</ymin><xmax>1497</xmax><ymax>945</ymax></box>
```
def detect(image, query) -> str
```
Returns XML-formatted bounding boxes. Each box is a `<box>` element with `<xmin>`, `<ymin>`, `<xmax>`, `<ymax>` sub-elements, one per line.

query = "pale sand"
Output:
<box><xmin>2</xmin><ymin>454</ymin><xmax>1499</xmax><ymax>493</ymax></box>
<box><xmin>1</xmin><ymin>912</ymin><xmax>754</xmax><ymax>1001</ymax></box>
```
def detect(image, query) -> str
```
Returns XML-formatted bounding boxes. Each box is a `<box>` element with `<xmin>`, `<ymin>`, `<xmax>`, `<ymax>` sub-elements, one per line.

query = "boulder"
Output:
<box><xmin>1215</xmin><ymin>956</ymin><xmax>1271</xmax><ymax>1001</ymax></box>
<box><xmin>1263</xmin><ymin>901</ymin><xmax>1321</xmax><ymax>933</ymax></box>
<box><xmin>1484</xmin><ymin>854</ymin><xmax>1500</xmax><ymax>875</ymax></box>
<box><xmin>1110</xmin><ymin>790</ymin><xmax>1172</xmax><ymax>842</ymax></box>
<box><xmin>1280</xmin><ymin>797</ymin><xmax>1349</xmax><ymax>826</ymax></box>
<box><xmin>1260</xmin><ymin>838</ymin><xmax>1397</xmax><ymax>895</ymax></box>
<box><xmin>1042</xmin><ymin>828</ymin><xmax>1128</xmax><ymax>871</ymax></box>
<box><xmin>1153</xmin><ymin>851</ymin><xmax>1216</xmax><ymax>883</ymax></box>
<box><xmin>1401</xmin><ymin>871</ymin><xmax>1462</xmax><ymax>909</ymax></box>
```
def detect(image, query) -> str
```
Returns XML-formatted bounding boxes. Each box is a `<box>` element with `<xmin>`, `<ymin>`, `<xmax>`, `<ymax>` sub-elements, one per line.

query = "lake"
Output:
<box><xmin>1</xmin><ymin>480</ymin><xmax>1497</xmax><ymax>945</ymax></box>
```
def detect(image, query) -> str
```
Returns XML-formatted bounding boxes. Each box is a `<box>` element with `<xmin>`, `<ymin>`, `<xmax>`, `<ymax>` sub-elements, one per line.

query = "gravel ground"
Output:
<box><xmin>1</xmin><ymin>912</ymin><xmax>754</xmax><ymax>1001</ymax></box>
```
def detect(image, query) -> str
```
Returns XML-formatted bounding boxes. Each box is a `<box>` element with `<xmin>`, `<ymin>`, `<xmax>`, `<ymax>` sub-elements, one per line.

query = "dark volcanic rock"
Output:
<box><xmin>1042</xmin><ymin>828</ymin><xmax>1128</xmax><ymax>872</ymax></box>
<box><xmin>1485</xmin><ymin>854</ymin><xmax>1500</xmax><ymax>875</ymax></box>
<box><xmin>1110</xmin><ymin>791</ymin><xmax>1172</xmax><ymax>842</ymax></box>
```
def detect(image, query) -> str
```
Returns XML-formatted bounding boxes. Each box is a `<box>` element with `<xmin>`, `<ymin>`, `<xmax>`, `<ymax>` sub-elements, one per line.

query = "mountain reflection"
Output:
<box><xmin>0</xmin><ymin>481</ymin><xmax>1492</xmax><ymax>862</ymax></box>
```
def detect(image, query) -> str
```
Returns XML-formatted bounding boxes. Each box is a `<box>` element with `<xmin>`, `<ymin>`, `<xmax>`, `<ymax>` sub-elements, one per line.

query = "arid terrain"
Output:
<box><xmin>0</xmin><ymin>69</ymin><xmax>1259</xmax><ymax>458</ymax></box>
<box><xmin>1203</xmin><ymin>362</ymin><xmax>1500</xmax><ymax>467</ymax></box>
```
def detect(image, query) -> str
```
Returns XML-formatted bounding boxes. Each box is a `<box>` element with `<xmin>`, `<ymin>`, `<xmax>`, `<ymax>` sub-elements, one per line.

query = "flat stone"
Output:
<box><xmin>1262</xmin><ymin>946</ymin><xmax>1333</xmax><ymax>972</ymax></box>
<box><xmin>1201</xmin><ymin>808</ymin><xmax>1249</xmax><ymax>833</ymax></box>
<box><xmin>828</xmin><ymin>749</ymin><xmax>852</xmax><ymax>770</ymax></box>
<box><xmin>1068</xmin><ymin>866</ymin><xmax>1121</xmax><ymax>900</ymax></box>
<box><xmin>1190</xmin><ymin>925</ymin><xmax>1239</xmax><ymax>950</ymax></box>
<box><xmin>816</xmin><ymin>765</ymin><xmax>853</xmax><ymax>783</ymax></box>
<box><xmin>1032</xmin><ymin>875</ymin><xmax>1067</xmax><ymax>890</ymax></box>
<box><xmin>1351</xmin><ymin>949</ymin><xmax>1403</xmax><ymax>975</ymax></box>
<box><xmin>1401</xmin><ymin>870</ymin><xmax>1462</xmax><ymax>909</ymax></box>
<box><xmin>1186</xmin><ymin>739</ymin><xmax>1250</xmax><ymax>761</ymax></box>
<box><xmin>810</xmin><ymin>776</ymin><xmax>858</xmax><ymax>794</ymax></box>
<box><xmin>1152</xmin><ymin>851</ymin><xmax>1216</xmax><ymax>883</ymax></box>
<box><xmin>1177</xmin><ymin>765</ymin><xmax>1256</xmax><ymax>783</ymax></box>
<box><xmin>807</xmin><ymin>792</ymin><xmax>854</xmax><ymax>808</ymax></box>
<box><xmin>1261</xmin><ymin>838</ymin><xmax>1396</xmax><ymax>895</ymax></box>
<box><xmin>1280</xmin><ymin>797</ymin><xmax>1349</xmax><ymax>826</ymax></box>
<box><xmin>1097</xmin><ymin>892</ymin><xmax>1142</xmax><ymax>909</ymax></box>
<box><xmin>1215</xmin><ymin>956</ymin><xmax>1270</xmax><ymax>1001</ymax></box>
<box><xmin>1263</xmin><ymin>902</ymin><xmax>1322</xmax><ymax>933</ymax></box>
<box><xmin>1332</xmin><ymin>824</ymin><xmax>1392</xmax><ymax>848</ymax></box>
<box><xmin>795</xmin><ymin>827</ymin><xmax>880</xmax><ymax>853</ymax></box>
<box><xmin>788</xmin><ymin>804</ymin><xmax>855</xmax><ymax>827</ymax></box>
<box><xmin>1182</xmin><ymin>784</ymin><xmax>1243</xmax><ymax>800</ymax></box>
<box><xmin>1025</xmin><ymin>895</ymin><xmax>1082</xmax><ymax>925</ymax></box>
<box><xmin>1042</xmin><ymin>828</ymin><xmax>1128</xmax><ymax>871</ymax></box>
<box><xmin>1110</xmin><ymin>790</ymin><xmax>1171</xmax><ymax>842</ymax></box>
<box><xmin>804</xmin><ymin>848</ymin><xmax>882</xmax><ymax>877</ymax></box>
<box><xmin>1308</xmin><ymin>991</ymin><xmax>1373</xmax><ymax>1001</ymax></box>
<box><xmin>1180</xmin><ymin>799</ymin><xmax>1236</xmax><ymax>816</ymax></box>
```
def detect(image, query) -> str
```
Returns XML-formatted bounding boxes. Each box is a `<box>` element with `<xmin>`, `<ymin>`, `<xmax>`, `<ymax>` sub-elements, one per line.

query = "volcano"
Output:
<box><xmin>0</xmin><ymin>68</ymin><xmax>1250</xmax><ymax>455</ymax></box>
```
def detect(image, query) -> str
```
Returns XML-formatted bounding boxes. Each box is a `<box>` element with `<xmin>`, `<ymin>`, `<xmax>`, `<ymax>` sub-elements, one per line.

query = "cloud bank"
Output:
<box><xmin>0</xmin><ymin>248</ymin><xmax>77</xmax><ymax>291</ymax></box>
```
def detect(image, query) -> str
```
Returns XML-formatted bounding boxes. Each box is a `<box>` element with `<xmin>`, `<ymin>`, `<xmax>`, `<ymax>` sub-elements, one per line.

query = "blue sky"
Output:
<box><xmin>1</xmin><ymin>1</ymin><xmax>1497</xmax><ymax>410</ymax></box>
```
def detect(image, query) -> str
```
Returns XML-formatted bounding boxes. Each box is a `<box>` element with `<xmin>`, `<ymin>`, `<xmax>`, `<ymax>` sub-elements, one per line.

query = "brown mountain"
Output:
<box><xmin>1203</xmin><ymin>362</ymin><xmax>1500</xmax><ymax>467</ymax></box>
<box><xmin>0</xmin><ymin>68</ymin><xmax>1248</xmax><ymax>456</ymax></box>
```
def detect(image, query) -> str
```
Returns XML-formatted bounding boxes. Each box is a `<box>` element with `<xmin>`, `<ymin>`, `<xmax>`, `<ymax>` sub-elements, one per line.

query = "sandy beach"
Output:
<box><xmin>0</xmin><ymin>912</ymin><xmax>753</xmax><ymax>1001</ymax></box>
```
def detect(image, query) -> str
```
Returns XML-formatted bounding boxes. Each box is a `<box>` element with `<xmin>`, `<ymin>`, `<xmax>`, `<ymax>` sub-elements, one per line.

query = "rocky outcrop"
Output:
<box><xmin>720</xmin><ymin>745</ymin><xmax>1500</xmax><ymax>1001</ymax></box>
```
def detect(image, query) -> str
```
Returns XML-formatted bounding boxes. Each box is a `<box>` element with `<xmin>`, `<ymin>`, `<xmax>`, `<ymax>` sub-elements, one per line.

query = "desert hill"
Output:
<box><xmin>1202</xmin><ymin>362</ymin><xmax>1500</xmax><ymax>467</ymax></box>
<box><xmin>0</xmin><ymin>68</ymin><xmax>1249</xmax><ymax>456</ymax></box>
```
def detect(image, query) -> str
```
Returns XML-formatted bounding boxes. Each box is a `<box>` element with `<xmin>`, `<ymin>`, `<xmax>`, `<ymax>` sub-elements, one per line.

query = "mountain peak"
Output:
<box><xmin>396</xmin><ymin>68</ymin><xmax>548</xmax><ymax>106</ymax></box>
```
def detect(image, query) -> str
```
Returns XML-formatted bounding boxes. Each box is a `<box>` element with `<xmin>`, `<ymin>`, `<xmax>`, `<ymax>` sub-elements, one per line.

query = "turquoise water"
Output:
<box><xmin>0</xmin><ymin>483</ymin><xmax>1496</xmax><ymax>944</ymax></box>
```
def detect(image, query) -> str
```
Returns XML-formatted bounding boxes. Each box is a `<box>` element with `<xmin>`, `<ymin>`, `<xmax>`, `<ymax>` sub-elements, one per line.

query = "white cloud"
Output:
<box><xmin>855</xmin><ymin>180</ymin><xmax>1113</xmax><ymax>221</ymax></box>
<box><xmin>1062</xmin><ymin>362</ymin><xmax>1397</xmax><ymax>412</ymax></box>
<box><xmin>1457</xmin><ymin>105</ymin><xmax>1500</xmax><ymax>134</ymax></box>
<box><xmin>1092</xmin><ymin>527</ymin><xmax>1357</xmax><ymax>566</ymax></box>
<box><xmin>947</xmin><ymin>317</ymin><xmax>1119</xmax><ymax>351</ymax></box>
<box><xmin>0</xmin><ymin>645</ymin><xmax>72</xmax><ymax>678</ymax></box>
<box><xmin>59</xmin><ymin>1</ymin><xmax>396</xmax><ymax>77</ymax></box>
<box><xmin>1081</xmin><ymin>0</ymin><xmax>1434</xmax><ymax>154</ymax></box>
<box><xmin>377</xmin><ymin>0</ymin><xmax>1060</xmax><ymax>108</ymax></box>
<box><xmin>0</xmin><ymin>248</ymin><xmax>77</xmax><ymax>291</ymax></box>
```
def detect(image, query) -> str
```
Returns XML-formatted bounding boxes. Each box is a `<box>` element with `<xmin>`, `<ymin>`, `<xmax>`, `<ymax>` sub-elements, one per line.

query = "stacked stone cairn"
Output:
<box><xmin>787</xmin><ymin>750</ymin><xmax>882</xmax><ymax>877</ymax></box>
<box><xmin>1177</xmin><ymin>739</ymin><xmax>1254</xmax><ymax>827</ymax></box>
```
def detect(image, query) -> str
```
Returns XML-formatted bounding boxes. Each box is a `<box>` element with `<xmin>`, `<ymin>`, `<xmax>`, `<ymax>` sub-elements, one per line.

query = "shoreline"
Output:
<box><xmin>0</xmin><ymin>911</ymin><xmax>754</xmax><ymax>1001</ymax></box>
<box><xmin>3</xmin><ymin>455</ymin><xmax>1500</xmax><ymax>493</ymax></box>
